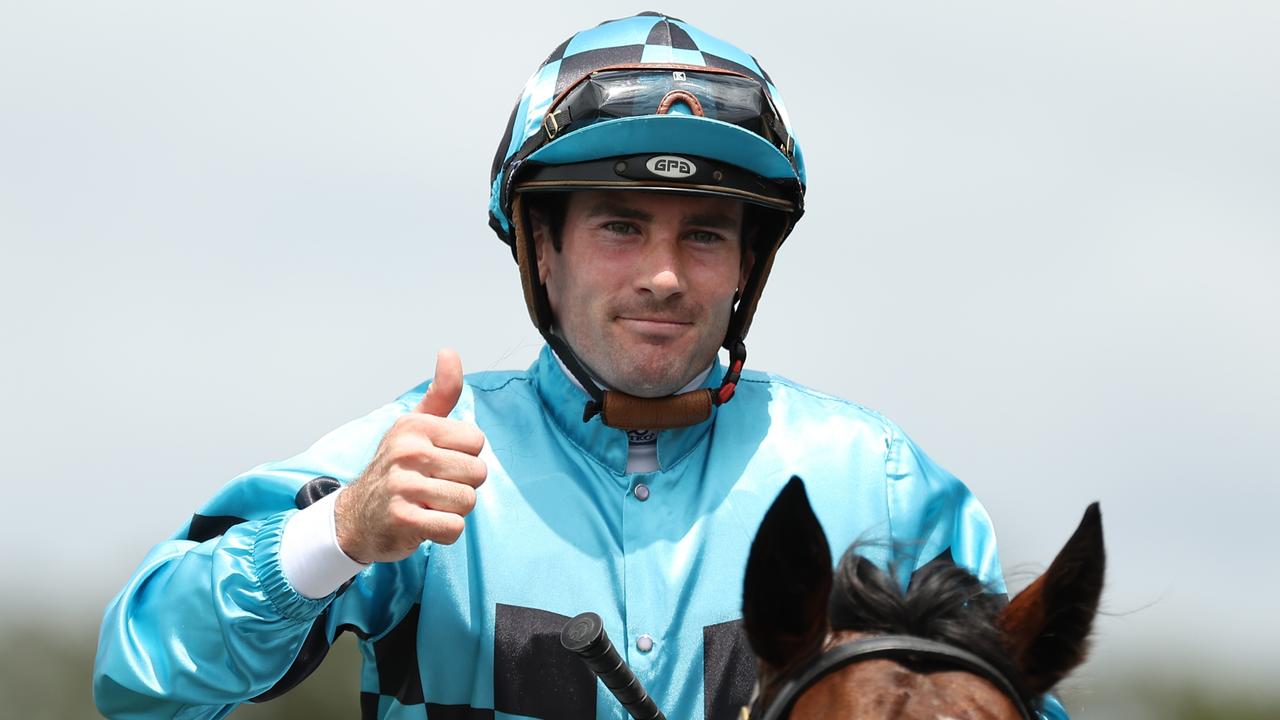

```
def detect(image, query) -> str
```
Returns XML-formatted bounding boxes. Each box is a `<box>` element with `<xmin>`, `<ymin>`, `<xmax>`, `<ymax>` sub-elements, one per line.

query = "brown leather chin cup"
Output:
<box><xmin>600</xmin><ymin>389</ymin><xmax>714</xmax><ymax>430</ymax></box>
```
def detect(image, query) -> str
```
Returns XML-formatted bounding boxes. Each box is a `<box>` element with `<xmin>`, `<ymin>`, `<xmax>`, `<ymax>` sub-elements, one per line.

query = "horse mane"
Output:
<box><xmin>827</xmin><ymin>548</ymin><xmax>1035</xmax><ymax>709</ymax></box>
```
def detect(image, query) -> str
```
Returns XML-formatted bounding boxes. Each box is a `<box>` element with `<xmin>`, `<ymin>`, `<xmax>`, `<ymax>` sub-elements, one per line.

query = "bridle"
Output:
<box><xmin>747</xmin><ymin>634</ymin><xmax>1034</xmax><ymax>719</ymax></box>
<box><xmin>745</xmin><ymin>634</ymin><xmax>1035</xmax><ymax>720</ymax></box>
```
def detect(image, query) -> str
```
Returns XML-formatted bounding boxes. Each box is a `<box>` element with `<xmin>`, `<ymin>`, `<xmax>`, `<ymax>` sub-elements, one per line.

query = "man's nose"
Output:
<box><xmin>638</xmin><ymin>239</ymin><xmax>685</xmax><ymax>300</ymax></box>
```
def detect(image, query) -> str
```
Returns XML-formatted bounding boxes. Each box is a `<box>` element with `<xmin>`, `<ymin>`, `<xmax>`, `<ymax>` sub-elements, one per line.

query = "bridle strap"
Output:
<box><xmin>752</xmin><ymin>635</ymin><xmax>1034</xmax><ymax>720</ymax></box>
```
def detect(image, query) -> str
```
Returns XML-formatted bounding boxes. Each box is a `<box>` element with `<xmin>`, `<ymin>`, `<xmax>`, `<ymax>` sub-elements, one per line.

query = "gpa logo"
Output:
<box><xmin>646</xmin><ymin>155</ymin><xmax>697</xmax><ymax>179</ymax></box>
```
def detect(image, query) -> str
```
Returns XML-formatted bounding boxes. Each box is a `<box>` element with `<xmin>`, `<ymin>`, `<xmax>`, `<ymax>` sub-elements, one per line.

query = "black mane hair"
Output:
<box><xmin>827</xmin><ymin>548</ymin><xmax>1035</xmax><ymax>709</ymax></box>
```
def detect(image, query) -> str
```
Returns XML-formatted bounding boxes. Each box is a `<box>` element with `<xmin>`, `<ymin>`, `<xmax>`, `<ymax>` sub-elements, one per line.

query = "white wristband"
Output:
<box><xmin>279</xmin><ymin>487</ymin><xmax>368</xmax><ymax>599</ymax></box>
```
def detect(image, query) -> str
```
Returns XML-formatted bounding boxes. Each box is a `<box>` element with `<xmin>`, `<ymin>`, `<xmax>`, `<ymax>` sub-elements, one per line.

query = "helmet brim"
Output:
<box><xmin>524</xmin><ymin>114</ymin><xmax>800</xmax><ymax>183</ymax></box>
<box><xmin>514</xmin><ymin>153</ymin><xmax>801</xmax><ymax>213</ymax></box>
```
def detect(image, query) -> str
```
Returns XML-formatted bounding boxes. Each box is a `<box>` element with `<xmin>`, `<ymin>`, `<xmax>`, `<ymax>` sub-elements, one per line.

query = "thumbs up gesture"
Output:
<box><xmin>335</xmin><ymin>349</ymin><xmax>488</xmax><ymax>564</ymax></box>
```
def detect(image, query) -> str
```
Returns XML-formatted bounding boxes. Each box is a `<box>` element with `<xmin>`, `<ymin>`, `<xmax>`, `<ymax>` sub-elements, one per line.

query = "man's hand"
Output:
<box><xmin>335</xmin><ymin>348</ymin><xmax>488</xmax><ymax>564</ymax></box>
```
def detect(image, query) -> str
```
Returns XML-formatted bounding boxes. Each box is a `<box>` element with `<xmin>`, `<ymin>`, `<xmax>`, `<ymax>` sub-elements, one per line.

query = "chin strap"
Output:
<box><xmin>512</xmin><ymin>192</ymin><xmax>769</xmax><ymax>432</ymax></box>
<box><xmin>581</xmin><ymin>341</ymin><xmax>746</xmax><ymax>430</ymax></box>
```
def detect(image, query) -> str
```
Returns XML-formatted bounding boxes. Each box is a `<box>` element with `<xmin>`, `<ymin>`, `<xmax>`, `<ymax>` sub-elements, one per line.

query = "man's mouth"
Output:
<box><xmin>616</xmin><ymin>316</ymin><xmax>693</xmax><ymax>337</ymax></box>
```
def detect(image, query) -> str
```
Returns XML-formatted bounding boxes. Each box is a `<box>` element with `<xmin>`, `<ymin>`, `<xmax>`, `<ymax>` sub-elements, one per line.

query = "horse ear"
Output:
<box><xmin>743</xmin><ymin>476</ymin><xmax>834</xmax><ymax>670</ymax></box>
<box><xmin>998</xmin><ymin>503</ymin><xmax>1106</xmax><ymax>696</ymax></box>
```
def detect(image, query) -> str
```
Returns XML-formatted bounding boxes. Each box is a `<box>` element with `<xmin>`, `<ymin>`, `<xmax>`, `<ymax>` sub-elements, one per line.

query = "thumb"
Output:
<box><xmin>415</xmin><ymin>348</ymin><xmax>464</xmax><ymax>417</ymax></box>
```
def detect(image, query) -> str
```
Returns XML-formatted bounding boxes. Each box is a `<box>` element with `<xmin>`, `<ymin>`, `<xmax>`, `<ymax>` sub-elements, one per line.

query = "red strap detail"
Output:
<box><xmin>730</xmin><ymin>359</ymin><xmax>744</xmax><ymax>375</ymax></box>
<box><xmin>717</xmin><ymin>382</ymin><xmax>738</xmax><ymax>404</ymax></box>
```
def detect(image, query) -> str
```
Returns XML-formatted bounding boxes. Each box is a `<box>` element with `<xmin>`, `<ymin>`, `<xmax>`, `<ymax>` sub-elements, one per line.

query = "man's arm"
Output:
<box><xmin>93</xmin><ymin>350</ymin><xmax>486</xmax><ymax>718</ymax></box>
<box><xmin>93</xmin><ymin>504</ymin><xmax>337</xmax><ymax>719</ymax></box>
<box><xmin>882</xmin><ymin>423</ymin><xmax>1005</xmax><ymax>592</ymax></box>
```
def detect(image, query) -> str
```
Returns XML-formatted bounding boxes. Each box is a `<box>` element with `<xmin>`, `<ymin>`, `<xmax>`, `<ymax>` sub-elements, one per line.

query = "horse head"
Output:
<box><xmin>742</xmin><ymin>477</ymin><xmax>1105</xmax><ymax>719</ymax></box>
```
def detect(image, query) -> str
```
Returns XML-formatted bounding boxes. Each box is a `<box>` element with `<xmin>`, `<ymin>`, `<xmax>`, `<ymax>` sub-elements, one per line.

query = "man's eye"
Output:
<box><xmin>604</xmin><ymin>221</ymin><xmax>637</xmax><ymax>235</ymax></box>
<box><xmin>689</xmin><ymin>230</ymin><xmax>722</xmax><ymax>244</ymax></box>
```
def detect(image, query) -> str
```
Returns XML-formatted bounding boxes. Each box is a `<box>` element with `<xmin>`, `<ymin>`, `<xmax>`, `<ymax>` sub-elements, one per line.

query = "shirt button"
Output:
<box><xmin>634</xmin><ymin>483</ymin><xmax>650</xmax><ymax>501</ymax></box>
<box><xmin>636</xmin><ymin>634</ymin><xmax>654</xmax><ymax>653</ymax></box>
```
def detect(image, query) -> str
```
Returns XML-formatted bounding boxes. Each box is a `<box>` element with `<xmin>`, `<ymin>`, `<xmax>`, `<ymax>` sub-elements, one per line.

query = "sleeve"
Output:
<box><xmin>882</xmin><ymin>421</ymin><xmax>1070</xmax><ymax>720</ymax></box>
<box><xmin>92</xmin><ymin>398</ymin><xmax>426</xmax><ymax>720</ymax></box>
<box><xmin>280</xmin><ymin>488</ymin><xmax>369</xmax><ymax>599</ymax></box>
<box><xmin>883</xmin><ymin>420</ymin><xmax>1005</xmax><ymax>594</ymax></box>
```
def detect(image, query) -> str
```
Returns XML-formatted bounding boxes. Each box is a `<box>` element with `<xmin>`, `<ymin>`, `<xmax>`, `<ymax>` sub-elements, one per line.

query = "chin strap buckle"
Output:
<box><xmin>714</xmin><ymin>341</ymin><xmax>747</xmax><ymax>406</ymax></box>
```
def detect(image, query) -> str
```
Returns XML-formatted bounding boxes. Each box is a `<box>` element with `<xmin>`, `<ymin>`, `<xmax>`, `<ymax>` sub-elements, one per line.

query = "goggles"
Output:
<box><xmin>539</xmin><ymin>65</ymin><xmax>795</xmax><ymax>160</ymax></box>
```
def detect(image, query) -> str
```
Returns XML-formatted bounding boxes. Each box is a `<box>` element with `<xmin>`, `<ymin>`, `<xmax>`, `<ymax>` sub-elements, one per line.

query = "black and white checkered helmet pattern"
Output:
<box><xmin>487</xmin><ymin>11</ymin><xmax>806</xmax><ymax>246</ymax></box>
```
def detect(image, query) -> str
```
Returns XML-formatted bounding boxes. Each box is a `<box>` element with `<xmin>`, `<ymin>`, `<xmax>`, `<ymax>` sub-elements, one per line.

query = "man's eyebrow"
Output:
<box><xmin>582</xmin><ymin>202</ymin><xmax>738</xmax><ymax>230</ymax></box>
<box><xmin>684</xmin><ymin>212</ymin><xmax>739</xmax><ymax>230</ymax></box>
<box><xmin>584</xmin><ymin>201</ymin><xmax>653</xmax><ymax>222</ymax></box>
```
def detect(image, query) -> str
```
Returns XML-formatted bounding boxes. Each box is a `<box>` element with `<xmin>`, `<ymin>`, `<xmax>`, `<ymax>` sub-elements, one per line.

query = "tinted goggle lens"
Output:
<box><xmin>546</xmin><ymin>69</ymin><xmax>788</xmax><ymax>150</ymax></box>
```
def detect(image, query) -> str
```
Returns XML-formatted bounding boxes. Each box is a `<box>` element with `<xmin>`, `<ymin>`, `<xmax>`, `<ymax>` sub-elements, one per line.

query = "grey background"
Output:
<box><xmin>2</xmin><ymin>1</ymin><xmax>1277</xmax><ymax>717</ymax></box>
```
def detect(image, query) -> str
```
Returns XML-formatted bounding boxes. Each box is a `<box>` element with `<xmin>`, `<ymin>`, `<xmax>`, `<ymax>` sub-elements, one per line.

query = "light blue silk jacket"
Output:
<box><xmin>94</xmin><ymin>346</ymin><xmax>1066</xmax><ymax>719</ymax></box>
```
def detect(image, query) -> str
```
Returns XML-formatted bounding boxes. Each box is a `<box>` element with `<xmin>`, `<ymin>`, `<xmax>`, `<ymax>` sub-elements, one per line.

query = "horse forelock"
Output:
<box><xmin>826</xmin><ymin>546</ymin><xmax>1035</xmax><ymax>711</ymax></box>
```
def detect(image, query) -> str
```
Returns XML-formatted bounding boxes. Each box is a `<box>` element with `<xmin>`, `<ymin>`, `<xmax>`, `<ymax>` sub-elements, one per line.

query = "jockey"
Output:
<box><xmin>94</xmin><ymin>12</ymin><xmax>1066</xmax><ymax>719</ymax></box>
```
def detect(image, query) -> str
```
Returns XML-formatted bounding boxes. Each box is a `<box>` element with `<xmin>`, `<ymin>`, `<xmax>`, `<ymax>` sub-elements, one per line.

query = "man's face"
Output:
<box><xmin>533</xmin><ymin>190</ymin><xmax>751</xmax><ymax>398</ymax></box>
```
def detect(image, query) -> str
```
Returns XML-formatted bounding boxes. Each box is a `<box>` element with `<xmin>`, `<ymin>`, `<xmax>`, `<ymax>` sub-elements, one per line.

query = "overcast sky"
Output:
<box><xmin>2</xmin><ymin>0</ymin><xmax>1278</xmax><ymax>702</ymax></box>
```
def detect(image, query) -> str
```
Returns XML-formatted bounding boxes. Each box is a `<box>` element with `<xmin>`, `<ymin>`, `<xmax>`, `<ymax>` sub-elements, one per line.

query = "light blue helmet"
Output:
<box><xmin>489</xmin><ymin>12</ymin><xmax>808</xmax><ymax>430</ymax></box>
<box><xmin>489</xmin><ymin>11</ymin><xmax>806</xmax><ymax>243</ymax></box>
